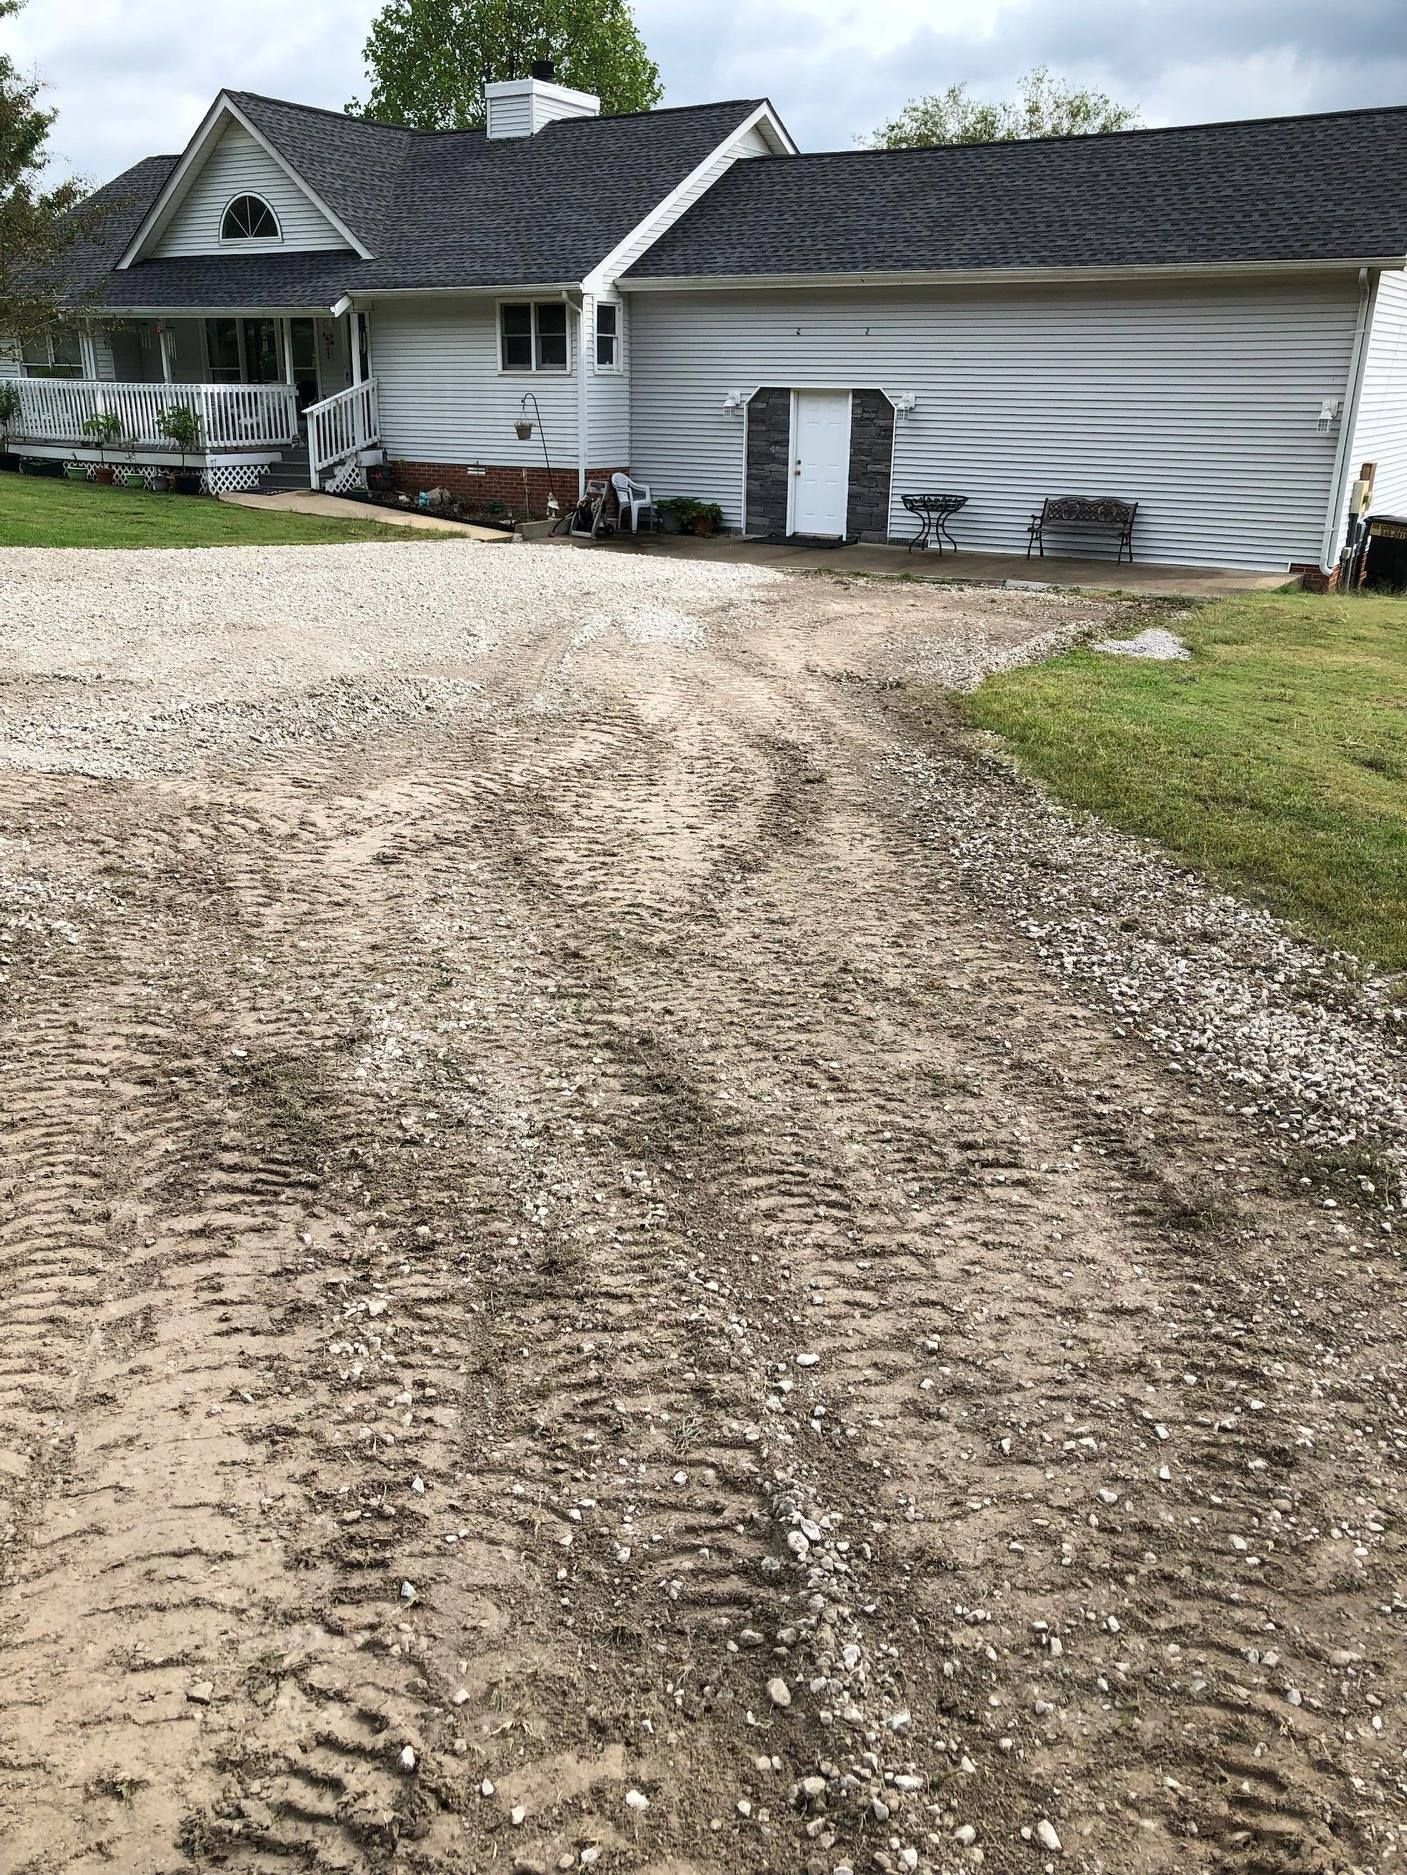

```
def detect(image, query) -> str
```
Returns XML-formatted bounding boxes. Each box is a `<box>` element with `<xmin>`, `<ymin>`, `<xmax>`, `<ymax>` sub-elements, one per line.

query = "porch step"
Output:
<box><xmin>262</xmin><ymin>443</ymin><xmax>312</xmax><ymax>493</ymax></box>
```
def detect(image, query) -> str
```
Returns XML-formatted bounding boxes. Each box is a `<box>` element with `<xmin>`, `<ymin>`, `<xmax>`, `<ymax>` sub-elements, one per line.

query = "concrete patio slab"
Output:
<box><xmin>221</xmin><ymin>491</ymin><xmax>508</xmax><ymax>539</ymax></box>
<box><xmin>584</xmin><ymin>530</ymin><xmax>1297</xmax><ymax>598</ymax></box>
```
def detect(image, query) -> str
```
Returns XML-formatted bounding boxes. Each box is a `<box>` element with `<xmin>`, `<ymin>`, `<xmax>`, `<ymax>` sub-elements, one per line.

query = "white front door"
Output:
<box><xmin>790</xmin><ymin>390</ymin><xmax>852</xmax><ymax>537</ymax></box>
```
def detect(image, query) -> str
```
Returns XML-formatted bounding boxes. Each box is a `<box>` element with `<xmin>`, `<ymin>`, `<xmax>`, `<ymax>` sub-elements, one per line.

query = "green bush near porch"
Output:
<box><xmin>963</xmin><ymin>589</ymin><xmax>1407</xmax><ymax>972</ymax></box>
<box><xmin>0</xmin><ymin>470</ymin><xmax>418</xmax><ymax>548</ymax></box>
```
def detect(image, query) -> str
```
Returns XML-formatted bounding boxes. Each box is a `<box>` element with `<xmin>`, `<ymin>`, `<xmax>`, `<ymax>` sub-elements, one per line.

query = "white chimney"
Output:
<box><xmin>485</xmin><ymin>64</ymin><xmax>601</xmax><ymax>139</ymax></box>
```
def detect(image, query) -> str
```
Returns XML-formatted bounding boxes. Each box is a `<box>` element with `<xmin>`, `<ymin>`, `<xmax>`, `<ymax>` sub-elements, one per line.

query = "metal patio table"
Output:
<box><xmin>902</xmin><ymin>492</ymin><xmax>967</xmax><ymax>554</ymax></box>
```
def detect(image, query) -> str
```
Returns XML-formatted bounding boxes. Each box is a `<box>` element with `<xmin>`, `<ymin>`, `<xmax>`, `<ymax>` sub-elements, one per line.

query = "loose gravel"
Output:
<box><xmin>0</xmin><ymin>541</ymin><xmax>781</xmax><ymax>777</ymax></box>
<box><xmin>1090</xmin><ymin>625</ymin><xmax>1192</xmax><ymax>660</ymax></box>
<box><xmin>2</xmin><ymin>541</ymin><xmax>1405</xmax><ymax>1875</ymax></box>
<box><xmin>890</xmin><ymin>738</ymin><xmax>1407</xmax><ymax>1205</ymax></box>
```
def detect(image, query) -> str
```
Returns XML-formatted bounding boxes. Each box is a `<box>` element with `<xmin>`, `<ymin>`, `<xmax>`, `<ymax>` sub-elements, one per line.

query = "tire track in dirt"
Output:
<box><xmin>0</xmin><ymin>576</ymin><xmax>1404</xmax><ymax>1875</ymax></box>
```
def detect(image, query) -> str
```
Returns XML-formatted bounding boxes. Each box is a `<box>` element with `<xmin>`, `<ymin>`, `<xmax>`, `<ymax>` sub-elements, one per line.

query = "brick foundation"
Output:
<box><xmin>387</xmin><ymin>459</ymin><xmax>627</xmax><ymax>520</ymax></box>
<box><xmin>1289</xmin><ymin>562</ymin><xmax>1338</xmax><ymax>592</ymax></box>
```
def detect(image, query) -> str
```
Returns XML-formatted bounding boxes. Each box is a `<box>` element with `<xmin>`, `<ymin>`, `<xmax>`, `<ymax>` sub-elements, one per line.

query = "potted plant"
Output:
<box><xmin>658</xmin><ymin>496</ymin><xmax>724</xmax><ymax>538</ymax></box>
<box><xmin>157</xmin><ymin>401</ymin><xmax>203</xmax><ymax>494</ymax></box>
<box><xmin>121</xmin><ymin>468</ymin><xmax>146</xmax><ymax>490</ymax></box>
<box><xmin>81</xmin><ymin>409</ymin><xmax>128</xmax><ymax>484</ymax></box>
<box><xmin>0</xmin><ymin>381</ymin><xmax>19</xmax><ymax>469</ymax></box>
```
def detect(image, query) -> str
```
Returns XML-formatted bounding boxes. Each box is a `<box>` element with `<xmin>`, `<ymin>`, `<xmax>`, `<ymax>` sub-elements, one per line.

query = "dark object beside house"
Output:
<box><xmin>902</xmin><ymin>491</ymin><xmax>967</xmax><ymax>554</ymax></box>
<box><xmin>1027</xmin><ymin>495</ymin><xmax>1138</xmax><ymax>563</ymax></box>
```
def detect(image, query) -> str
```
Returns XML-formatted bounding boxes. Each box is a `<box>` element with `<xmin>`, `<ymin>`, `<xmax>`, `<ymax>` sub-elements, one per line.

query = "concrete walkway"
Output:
<box><xmin>221</xmin><ymin>491</ymin><xmax>508</xmax><ymax>540</ymax></box>
<box><xmin>587</xmin><ymin>530</ymin><xmax>1296</xmax><ymax>598</ymax></box>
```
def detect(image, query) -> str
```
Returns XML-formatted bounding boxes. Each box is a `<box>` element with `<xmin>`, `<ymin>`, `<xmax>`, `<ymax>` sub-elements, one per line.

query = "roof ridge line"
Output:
<box><xmin>803</xmin><ymin>97</ymin><xmax>1407</xmax><ymax>159</ymax></box>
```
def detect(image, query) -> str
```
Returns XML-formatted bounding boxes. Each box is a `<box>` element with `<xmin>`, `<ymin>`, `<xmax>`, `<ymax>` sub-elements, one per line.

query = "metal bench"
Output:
<box><xmin>1027</xmin><ymin>495</ymin><xmax>1138</xmax><ymax>564</ymax></box>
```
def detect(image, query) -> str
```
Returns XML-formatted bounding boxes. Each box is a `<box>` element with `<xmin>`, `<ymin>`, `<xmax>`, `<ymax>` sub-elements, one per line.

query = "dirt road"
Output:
<box><xmin>0</xmin><ymin>546</ymin><xmax>1402</xmax><ymax>1875</ymax></box>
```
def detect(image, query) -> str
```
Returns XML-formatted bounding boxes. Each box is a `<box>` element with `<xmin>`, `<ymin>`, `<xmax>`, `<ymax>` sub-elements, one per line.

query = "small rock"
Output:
<box><xmin>399</xmin><ymin>1746</ymin><xmax>416</xmax><ymax>1772</ymax></box>
<box><xmin>186</xmin><ymin>1680</ymin><xmax>214</xmax><ymax>1706</ymax></box>
<box><xmin>625</xmin><ymin>1788</ymin><xmax>650</xmax><ymax>1811</ymax></box>
<box><xmin>768</xmin><ymin>1676</ymin><xmax>793</xmax><ymax>1708</ymax></box>
<box><xmin>1037</xmin><ymin>1819</ymin><xmax>1062</xmax><ymax>1853</ymax></box>
<box><xmin>955</xmin><ymin>1825</ymin><xmax>978</xmax><ymax>1846</ymax></box>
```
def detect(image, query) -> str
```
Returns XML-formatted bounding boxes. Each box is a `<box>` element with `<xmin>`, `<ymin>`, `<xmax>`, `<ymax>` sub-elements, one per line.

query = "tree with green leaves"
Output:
<box><xmin>0</xmin><ymin>0</ymin><xmax>87</xmax><ymax>341</ymax></box>
<box><xmin>348</xmin><ymin>0</ymin><xmax>662</xmax><ymax>129</ymax></box>
<box><xmin>871</xmin><ymin>66</ymin><xmax>1139</xmax><ymax>149</ymax></box>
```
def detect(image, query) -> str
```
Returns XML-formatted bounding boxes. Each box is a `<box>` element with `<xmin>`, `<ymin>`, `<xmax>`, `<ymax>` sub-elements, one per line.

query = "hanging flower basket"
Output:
<box><xmin>514</xmin><ymin>419</ymin><xmax>533</xmax><ymax>440</ymax></box>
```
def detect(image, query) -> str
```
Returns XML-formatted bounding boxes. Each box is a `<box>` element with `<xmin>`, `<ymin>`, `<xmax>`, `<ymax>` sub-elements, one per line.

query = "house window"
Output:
<box><xmin>499</xmin><ymin>300</ymin><xmax>569</xmax><ymax>372</ymax></box>
<box><xmin>595</xmin><ymin>301</ymin><xmax>620</xmax><ymax>370</ymax></box>
<box><xmin>205</xmin><ymin>318</ymin><xmax>242</xmax><ymax>382</ymax></box>
<box><xmin>21</xmin><ymin>329</ymin><xmax>84</xmax><ymax>378</ymax></box>
<box><xmin>221</xmin><ymin>194</ymin><xmax>281</xmax><ymax>241</ymax></box>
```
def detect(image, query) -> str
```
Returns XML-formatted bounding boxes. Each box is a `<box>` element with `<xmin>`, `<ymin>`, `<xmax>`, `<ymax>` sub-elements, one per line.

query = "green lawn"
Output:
<box><xmin>962</xmin><ymin>590</ymin><xmax>1407</xmax><ymax>972</ymax></box>
<box><xmin>0</xmin><ymin>469</ymin><xmax>416</xmax><ymax>548</ymax></box>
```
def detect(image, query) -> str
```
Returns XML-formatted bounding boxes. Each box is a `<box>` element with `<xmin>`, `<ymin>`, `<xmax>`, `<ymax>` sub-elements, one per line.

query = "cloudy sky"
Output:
<box><xmin>10</xmin><ymin>0</ymin><xmax>1407</xmax><ymax>185</ymax></box>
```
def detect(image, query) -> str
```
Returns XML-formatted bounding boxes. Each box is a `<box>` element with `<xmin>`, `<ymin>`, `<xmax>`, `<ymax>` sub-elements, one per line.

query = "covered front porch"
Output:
<box><xmin>5</xmin><ymin>312</ymin><xmax>381</xmax><ymax>493</ymax></box>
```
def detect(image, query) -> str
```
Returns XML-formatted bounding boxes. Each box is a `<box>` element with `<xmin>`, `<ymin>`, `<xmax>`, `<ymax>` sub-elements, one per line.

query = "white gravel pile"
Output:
<box><xmin>876</xmin><ymin>588</ymin><xmax>1111</xmax><ymax>692</ymax></box>
<box><xmin>0</xmin><ymin>542</ymin><xmax>780</xmax><ymax>776</ymax></box>
<box><xmin>1091</xmin><ymin>626</ymin><xmax>1191</xmax><ymax>660</ymax></box>
<box><xmin>890</xmin><ymin>743</ymin><xmax>1407</xmax><ymax>1205</ymax></box>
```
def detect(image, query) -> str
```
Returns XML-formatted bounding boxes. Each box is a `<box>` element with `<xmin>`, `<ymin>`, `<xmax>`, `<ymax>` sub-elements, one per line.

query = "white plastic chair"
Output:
<box><xmin>611</xmin><ymin>471</ymin><xmax>653</xmax><ymax>533</ymax></box>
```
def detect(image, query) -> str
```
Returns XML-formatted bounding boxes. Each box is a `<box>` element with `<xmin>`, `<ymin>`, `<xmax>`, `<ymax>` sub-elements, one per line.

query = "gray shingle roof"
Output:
<box><xmin>625</xmin><ymin>105</ymin><xmax>1407</xmax><ymax>281</ymax></box>
<box><xmin>67</xmin><ymin>95</ymin><xmax>767</xmax><ymax>310</ymax></box>
<box><xmin>51</xmin><ymin>155</ymin><xmax>180</xmax><ymax>298</ymax></box>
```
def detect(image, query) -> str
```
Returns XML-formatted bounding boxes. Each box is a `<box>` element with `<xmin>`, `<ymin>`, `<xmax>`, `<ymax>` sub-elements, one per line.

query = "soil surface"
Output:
<box><xmin>0</xmin><ymin>546</ymin><xmax>1402</xmax><ymax>1875</ymax></box>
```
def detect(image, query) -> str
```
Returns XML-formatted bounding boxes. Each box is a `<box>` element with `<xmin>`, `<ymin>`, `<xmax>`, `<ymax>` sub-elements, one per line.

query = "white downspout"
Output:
<box><xmin>573</xmin><ymin>290</ymin><xmax>588</xmax><ymax>500</ymax></box>
<box><xmin>1320</xmin><ymin>267</ymin><xmax>1376</xmax><ymax>574</ymax></box>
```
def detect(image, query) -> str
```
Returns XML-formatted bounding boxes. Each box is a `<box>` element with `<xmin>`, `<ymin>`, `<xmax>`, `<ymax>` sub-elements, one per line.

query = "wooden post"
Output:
<box><xmin>280</xmin><ymin>317</ymin><xmax>294</xmax><ymax>384</ymax></box>
<box><xmin>350</xmin><ymin>311</ymin><xmax>364</xmax><ymax>387</ymax></box>
<box><xmin>159</xmin><ymin>324</ymin><xmax>174</xmax><ymax>383</ymax></box>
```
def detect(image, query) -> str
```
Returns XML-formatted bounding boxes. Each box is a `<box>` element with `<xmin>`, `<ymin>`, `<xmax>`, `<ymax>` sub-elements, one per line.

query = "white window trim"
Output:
<box><xmin>592</xmin><ymin>299</ymin><xmax>623</xmax><ymax>375</ymax></box>
<box><xmin>496</xmin><ymin>298</ymin><xmax>573</xmax><ymax>376</ymax></box>
<box><xmin>219</xmin><ymin>192</ymin><xmax>284</xmax><ymax>247</ymax></box>
<box><xmin>20</xmin><ymin>329</ymin><xmax>85</xmax><ymax>378</ymax></box>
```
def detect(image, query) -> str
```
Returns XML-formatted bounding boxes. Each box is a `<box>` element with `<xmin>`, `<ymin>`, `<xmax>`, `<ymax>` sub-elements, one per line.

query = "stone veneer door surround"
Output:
<box><xmin>744</xmin><ymin>388</ymin><xmax>894</xmax><ymax>541</ymax></box>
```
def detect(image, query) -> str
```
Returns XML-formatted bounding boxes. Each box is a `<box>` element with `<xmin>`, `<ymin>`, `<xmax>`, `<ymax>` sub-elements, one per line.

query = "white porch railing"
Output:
<box><xmin>306</xmin><ymin>379</ymin><xmax>380</xmax><ymax>486</ymax></box>
<box><xmin>6</xmin><ymin>378</ymin><xmax>300</xmax><ymax>452</ymax></box>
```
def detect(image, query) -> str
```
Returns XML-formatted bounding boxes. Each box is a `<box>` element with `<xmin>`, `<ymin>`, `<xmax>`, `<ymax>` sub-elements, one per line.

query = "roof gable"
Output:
<box><xmin>151</xmin><ymin>119</ymin><xmax>351</xmax><ymax>258</ymax></box>
<box><xmin>121</xmin><ymin>95</ymin><xmax>373</xmax><ymax>266</ymax></box>
<box><xmin>85</xmin><ymin>95</ymin><xmax>777</xmax><ymax>305</ymax></box>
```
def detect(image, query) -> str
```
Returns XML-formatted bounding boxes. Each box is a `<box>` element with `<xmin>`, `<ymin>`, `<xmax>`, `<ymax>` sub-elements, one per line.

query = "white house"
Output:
<box><xmin>6</xmin><ymin>71</ymin><xmax>1407</xmax><ymax>575</ymax></box>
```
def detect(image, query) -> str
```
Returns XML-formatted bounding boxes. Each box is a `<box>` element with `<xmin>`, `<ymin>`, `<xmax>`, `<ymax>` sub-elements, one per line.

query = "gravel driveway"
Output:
<box><xmin>0</xmin><ymin>541</ymin><xmax>1403</xmax><ymax>1875</ymax></box>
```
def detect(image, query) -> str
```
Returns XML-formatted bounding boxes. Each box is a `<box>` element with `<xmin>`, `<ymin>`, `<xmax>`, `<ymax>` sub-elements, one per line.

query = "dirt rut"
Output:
<box><xmin>0</xmin><ymin>572</ymin><xmax>1403</xmax><ymax>1875</ymax></box>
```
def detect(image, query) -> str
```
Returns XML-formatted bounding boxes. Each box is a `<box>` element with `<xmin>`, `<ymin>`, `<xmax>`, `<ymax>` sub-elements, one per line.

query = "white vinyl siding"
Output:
<box><xmin>153</xmin><ymin>122</ymin><xmax>350</xmax><ymax>258</ymax></box>
<box><xmin>486</xmin><ymin>91</ymin><xmax>533</xmax><ymax>139</ymax></box>
<box><xmin>91</xmin><ymin>326</ymin><xmax>117</xmax><ymax>379</ymax></box>
<box><xmin>628</xmin><ymin>277</ymin><xmax>1361</xmax><ymax>569</ymax></box>
<box><xmin>587</xmin><ymin>295</ymin><xmax>629</xmax><ymax>465</ymax></box>
<box><xmin>370</xmin><ymin>295</ymin><xmax>580</xmax><ymax>466</ymax></box>
<box><xmin>1349</xmin><ymin>269</ymin><xmax>1407</xmax><ymax>519</ymax></box>
<box><xmin>734</xmin><ymin>125</ymin><xmax>775</xmax><ymax>157</ymax></box>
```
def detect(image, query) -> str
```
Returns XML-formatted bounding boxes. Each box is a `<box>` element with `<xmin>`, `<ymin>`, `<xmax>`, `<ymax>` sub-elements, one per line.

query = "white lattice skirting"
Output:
<box><xmin>326</xmin><ymin>460</ymin><xmax>368</xmax><ymax>496</ymax></box>
<box><xmin>66</xmin><ymin>462</ymin><xmax>276</xmax><ymax>494</ymax></box>
<box><xmin>205</xmin><ymin>463</ymin><xmax>268</xmax><ymax>495</ymax></box>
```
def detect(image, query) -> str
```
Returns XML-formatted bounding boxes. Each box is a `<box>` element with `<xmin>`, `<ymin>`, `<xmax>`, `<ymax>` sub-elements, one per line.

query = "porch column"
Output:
<box><xmin>350</xmin><ymin>312</ymin><xmax>364</xmax><ymax>387</ymax></box>
<box><xmin>280</xmin><ymin>317</ymin><xmax>294</xmax><ymax>385</ymax></box>
<box><xmin>158</xmin><ymin>324</ymin><xmax>174</xmax><ymax>383</ymax></box>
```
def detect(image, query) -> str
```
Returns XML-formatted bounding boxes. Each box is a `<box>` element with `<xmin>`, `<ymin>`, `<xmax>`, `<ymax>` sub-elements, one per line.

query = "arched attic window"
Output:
<box><xmin>221</xmin><ymin>194</ymin><xmax>281</xmax><ymax>241</ymax></box>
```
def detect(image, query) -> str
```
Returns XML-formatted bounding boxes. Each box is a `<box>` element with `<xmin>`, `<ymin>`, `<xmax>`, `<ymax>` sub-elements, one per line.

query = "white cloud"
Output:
<box><xmin>7</xmin><ymin>0</ymin><xmax>1407</xmax><ymax>185</ymax></box>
